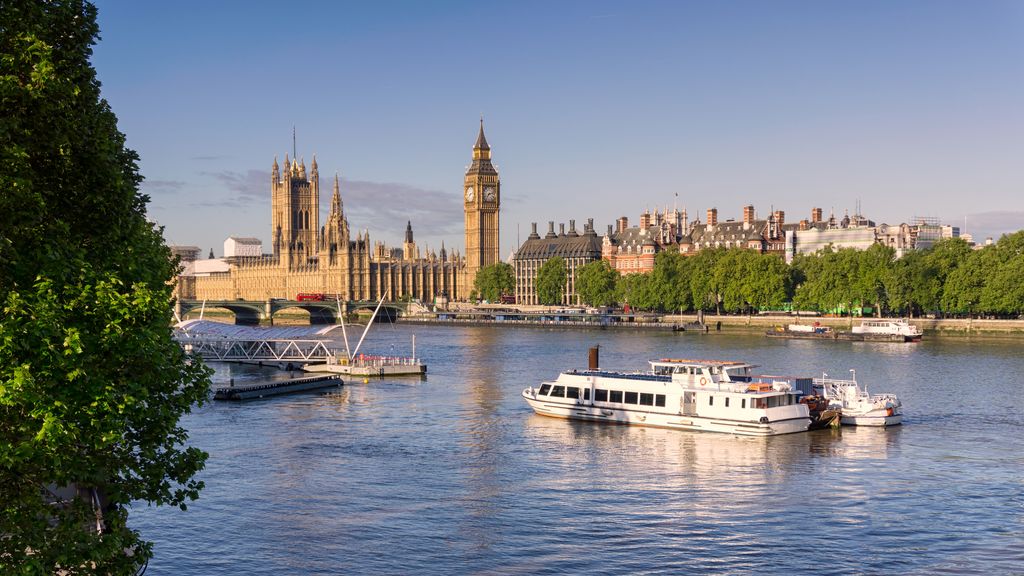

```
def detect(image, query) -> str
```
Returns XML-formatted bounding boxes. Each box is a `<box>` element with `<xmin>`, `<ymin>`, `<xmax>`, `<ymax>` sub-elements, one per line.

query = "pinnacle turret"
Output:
<box><xmin>474</xmin><ymin>117</ymin><xmax>490</xmax><ymax>150</ymax></box>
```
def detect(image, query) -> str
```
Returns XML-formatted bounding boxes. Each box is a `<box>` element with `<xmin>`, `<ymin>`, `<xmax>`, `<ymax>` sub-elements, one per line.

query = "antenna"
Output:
<box><xmin>292</xmin><ymin>125</ymin><xmax>296</xmax><ymax>160</ymax></box>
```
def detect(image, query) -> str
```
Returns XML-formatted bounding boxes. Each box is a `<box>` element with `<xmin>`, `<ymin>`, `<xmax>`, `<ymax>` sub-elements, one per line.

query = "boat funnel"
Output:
<box><xmin>589</xmin><ymin>346</ymin><xmax>600</xmax><ymax>371</ymax></box>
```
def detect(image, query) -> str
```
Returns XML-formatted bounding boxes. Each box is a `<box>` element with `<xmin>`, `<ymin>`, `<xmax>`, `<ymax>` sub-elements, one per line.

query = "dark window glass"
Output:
<box><xmin>741</xmin><ymin>398</ymin><xmax>746</xmax><ymax>409</ymax></box>
<box><xmin>610</xmin><ymin>390</ymin><xmax>623</xmax><ymax>403</ymax></box>
<box><xmin>655</xmin><ymin>394</ymin><xmax>666</xmax><ymax>407</ymax></box>
<box><xmin>539</xmin><ymin>384</ymin><xmax>551</xmax><ymax>396</ymax></box>
<box><xmin>595</xmin><ymin>389</ymin><xmax>608</xmax><ymax>402</ymax></box>
<box><xmin>639</xmin><ymin>393</ymin><xmax>654</xmax><ymax>406</ymax></box>
<box><xmin>709</xmin><ymin>395</ymin><xmax>714</xmax><ymax>406</ymax></box>
<box><xmin>624</xmin><ymin>391</ymin><xmax>638</xmax><ymax>404</ymax></box>
<box><xmin>550</xmin><ymin>385</ymin><xmax>565</xmax><ymax>397</ymax></box>
<box><xmin>566</xmin><ymin>387</ymin><xmax>580</xmax><ymax>399</ymax></box>
<box><xmin>725</xmin><ymin>397</ymin><xmax>730</xmax><ymax>407</ymax></box>
<box><xmin>583</xmin><ymin>389</ymin><xmax>590</xmax><ymax>400</ymax></box>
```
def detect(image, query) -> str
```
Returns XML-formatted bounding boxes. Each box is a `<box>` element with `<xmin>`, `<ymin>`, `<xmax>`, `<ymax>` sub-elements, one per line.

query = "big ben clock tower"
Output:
<box><xmin>464</xmin><ymin>119</ymin><xmax>500</xmax><ymax>294</ymax></box>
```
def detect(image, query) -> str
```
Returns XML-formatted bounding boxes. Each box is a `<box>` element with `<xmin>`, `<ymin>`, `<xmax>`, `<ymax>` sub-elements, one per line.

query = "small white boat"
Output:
<box><xmin>818</xmin><ymin>372</ymin><xmax>903</xmax><ymax>426</ymax></box>
<box><xmin>851</xmin><ymin>318</ymin><xmax>922</xmax><ymax>341</ymax></box>
<box><xmin>523</xmin><ymin>356</ymin><xmax>814</xmax><ymax>437</ymax></box>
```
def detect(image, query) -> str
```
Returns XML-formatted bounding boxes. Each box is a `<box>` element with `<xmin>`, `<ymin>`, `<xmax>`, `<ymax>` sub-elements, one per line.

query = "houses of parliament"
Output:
<box><xmin>182</xmin><ymin>122</ymin><xmax>500</xmax><ymax>302</ymax></box>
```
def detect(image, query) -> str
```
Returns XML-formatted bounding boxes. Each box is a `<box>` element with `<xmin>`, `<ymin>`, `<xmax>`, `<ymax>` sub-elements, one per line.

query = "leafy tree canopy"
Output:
<box><xmin>472</xmin><ymin>262</ymin><xmax>514</xmax><ymax>302</ymax></box>
<box><xmin>535</xmin><ymin>257</ymin><xmax>567</xmax><ymax>305</ymax></box>
<box><xmin>1</xmin><ymin>0</ymin><xmax>211</xmax><ymax>571</ymax></box>
<box><xmin>575</xmin><ymin>260</ymin><xmax>618</xmax><ymax>307</ymax></box>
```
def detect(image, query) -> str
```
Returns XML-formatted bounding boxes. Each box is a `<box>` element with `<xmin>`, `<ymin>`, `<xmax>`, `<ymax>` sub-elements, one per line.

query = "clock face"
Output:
<box><xmin>465</xmin><ymin>186</ymin><xmax>475</xmax><ymax>202</ymax></box>
<box><xmin>484</xmin><ymin>186</ymin><xmax>496</xmax><ymax>202</ymax></box>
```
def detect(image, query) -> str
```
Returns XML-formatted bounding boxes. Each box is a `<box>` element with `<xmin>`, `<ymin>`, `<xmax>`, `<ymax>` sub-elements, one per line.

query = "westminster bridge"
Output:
<box><xmin>174</xmin><ymin>298</ymin><xmax>414</xmax><ymax>325</ymax></box>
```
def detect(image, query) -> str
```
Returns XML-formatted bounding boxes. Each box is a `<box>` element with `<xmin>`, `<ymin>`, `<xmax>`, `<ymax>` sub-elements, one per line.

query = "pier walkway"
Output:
<box><xmin>174</xmin><ymin>319</ymin><xmax>339</xmax><ymax>365</ymax></box>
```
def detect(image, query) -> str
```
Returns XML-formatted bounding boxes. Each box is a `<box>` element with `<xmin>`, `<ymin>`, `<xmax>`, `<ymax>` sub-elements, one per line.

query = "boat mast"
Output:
<box><xmin>337</xmin><ymin>297</ymin><xmax>352</xmax><ymax>360</ymax></box>
<box><xmin>352</xmin><ymin>291</ymin><xmax>387</xmax><ymax>360</ymax></box>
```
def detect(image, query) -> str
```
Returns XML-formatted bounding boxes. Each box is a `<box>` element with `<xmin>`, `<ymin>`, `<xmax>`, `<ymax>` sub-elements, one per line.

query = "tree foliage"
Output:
<box><xmin>575</xmin><ymin>260</ymin><xmax>618</xmax><ymax>307</ymax></box>
<box><xmin>584</xmin><ymin>233</ymin><xmax>1024</xmax><ymax>317</ymax></box>
<box><xmin>0</xmin><ymin>1</ymin><xmax>211</xmax><ymax>571</ymax></box>
<box><xmin>535</xmin><ymin>257</ymin><xmax>567</xmax><ymax>305</ymax></box>
<box><xmin>472</xmin><ymin>262</ymin><xmax>514</xmax><ymax>302</ymax></box>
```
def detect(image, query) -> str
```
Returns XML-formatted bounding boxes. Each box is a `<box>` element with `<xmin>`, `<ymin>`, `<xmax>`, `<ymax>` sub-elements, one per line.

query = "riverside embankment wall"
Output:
<box><xmin>663</xmin><ymin>315</ymin><xmax>1024</xmax><ymax>336</ymax></box>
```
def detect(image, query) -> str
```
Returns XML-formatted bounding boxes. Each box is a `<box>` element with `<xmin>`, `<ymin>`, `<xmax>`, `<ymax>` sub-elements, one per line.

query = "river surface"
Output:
<box><xmin>132</xmin><ymin>325</ymin><xmax>1024</xmax><ymax>575</ymax></box>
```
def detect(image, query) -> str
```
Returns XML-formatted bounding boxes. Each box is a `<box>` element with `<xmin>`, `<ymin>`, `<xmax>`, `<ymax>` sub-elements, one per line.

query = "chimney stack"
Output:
<box><xmin>559</xmin><ymin>223</ymin><xmax>565</xmax><ymax>236</ymax></box>
<box><xmin>707</xmin><ymin>207</ymin><xmax>718</xmax><ymax>227</ymax></box>
<box><xmin>617</xmin><ymin>216</ymin><xmax>629</xmax><ymax>234</ymax></box>
<box><xmin>743</xmin><ymin>205</ymin><xmax>755</xmax><ymax>227</ymax></box>
<box><xmin>546</xmin><ymin>221</ymin><xmax>557</xmax><ymax>238</ymax></box>
<box><xmin>529</xmin><ymin>222</ymin><xmax>540</xmax><ymax>239</ymax></box>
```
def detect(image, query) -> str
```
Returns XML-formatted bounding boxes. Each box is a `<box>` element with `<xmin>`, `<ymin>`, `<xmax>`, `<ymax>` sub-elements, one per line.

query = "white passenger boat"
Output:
<box><xmin>851</xmin><ymin>318</ymin><xmax>922</xmax><ymax>341</ymax></box>
<box><xmin>817</xmin><ymin>373</ymin><xmax>903</xmax><ymax>426</ymax></box>
<box><xmin>522</xmin><ymin>358</ymin><xmax>813</xmax><ymax>436</ymax></box>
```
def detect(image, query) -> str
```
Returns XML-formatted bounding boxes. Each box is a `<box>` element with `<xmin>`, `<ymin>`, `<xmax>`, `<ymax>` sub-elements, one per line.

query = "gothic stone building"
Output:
<box><xmin>187</xmin><ymin>123</ymin><xmax>500</xmax><ymax>302</ymax></box>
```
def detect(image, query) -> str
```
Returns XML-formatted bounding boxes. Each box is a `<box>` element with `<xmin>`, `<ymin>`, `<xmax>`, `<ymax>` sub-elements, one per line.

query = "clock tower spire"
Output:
<box><xmin>463</xmin><ymin>118</ymin><xmax>500</xmax><ymax>294</ymax></box>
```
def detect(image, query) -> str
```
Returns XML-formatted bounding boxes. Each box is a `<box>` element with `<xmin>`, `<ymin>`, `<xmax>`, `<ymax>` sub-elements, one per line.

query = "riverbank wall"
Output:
<box><xmin>661</xmin><ymin>314</ymin><xmax>1024</xmax><ymax>337</ymax></box>
<box><xmin>401</xmin><ymin>313</ymin><xmax>1024</xmax><ymax>337</ymax></box>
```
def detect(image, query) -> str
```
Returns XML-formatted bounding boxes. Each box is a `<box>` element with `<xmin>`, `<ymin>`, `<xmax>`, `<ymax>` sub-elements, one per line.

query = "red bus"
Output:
<box><xmin>499</xmin><ymin>293</ymin><xmax>516</xmax><ymax>304</ymax></box>
<box><xmin>296</xmin><ymin>293</ymin><xmax>325</xmax><ymax>302</ymax></box>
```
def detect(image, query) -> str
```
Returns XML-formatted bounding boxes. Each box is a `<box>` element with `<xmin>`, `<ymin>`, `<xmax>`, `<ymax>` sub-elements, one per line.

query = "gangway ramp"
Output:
<box><xmin>173</xmin><ymin>320</ymin><xmax>342</xmax><ymax>364</ymax></box>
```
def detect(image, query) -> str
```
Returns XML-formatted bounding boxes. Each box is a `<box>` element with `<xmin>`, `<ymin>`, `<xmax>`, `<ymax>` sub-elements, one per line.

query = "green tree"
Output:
<box><xmin>472</xmin><ymin>262</ymin><xmax>514</xmax><ymax>302</ymax></box>
<box><xmin>575</xmin><ymin>260</ymin><xmax>618</xmax><ymax>307</ymax></box>
<box><xmin>854</xmin><ymin>243</ymin><xmax>896</xmax><ymax>316</ymax></box>
<box><xmin>618</xmin><ymin>270</ymin><xmax>658</xmax><ymax>311</ymax></box>
<box><xmin>535</xmin><ymin>257</ymin><xmax>567</xmax><ymax>305</ymax></box>
<box><xmin>646</xmin><ymin>251</ymin><xmax>693</xmax><ymax>312</ymax></box>
<box><xmin>978</xmin><ymin>231</ymin><xmax>1024</xmax><ymax>315</ymax></box>
<box><xmin>689</xmin><ymin>248</ymin><xmax>725</xmax><ymax>313</ymax></box>
<box><xmin>0</xmin><ymin>1</ymin><xmax>211</xmax><ymax>571</ymax></box>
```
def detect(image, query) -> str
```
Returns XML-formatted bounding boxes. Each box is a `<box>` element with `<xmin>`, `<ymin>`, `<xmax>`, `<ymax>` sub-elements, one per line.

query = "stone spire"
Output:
<box><xmin>272</xmin><ymin>156</ymin><xmax>279</xmax><ymax>181</ymax></box>
<box><xmin>405</xmin><ymin>221</ymin><xmax>414</xmax><ymax>244</ymax></box>
<box><xmin>468</xmin><ymin>117</ymin><xmax>496</xmax><ymax>172</ymax></box>
<box><xmin>331</xmin><ymin>173</ymin><xmax>343</xmax><ymax>216</ymax></box>
<box><xmin>474</xmin><ymin>116</ymin><xmax>490</xmax><ymax>151</ymax></box>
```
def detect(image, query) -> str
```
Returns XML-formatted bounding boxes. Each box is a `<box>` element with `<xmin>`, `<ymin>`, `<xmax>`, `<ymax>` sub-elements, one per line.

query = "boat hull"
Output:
<box><xmin>523</xmin><ymin>393</ymin><xmax>809</xmax><ymax>437</ymax></box>
<box><xmin>840</xmin><ymin>413</ymin><xmax>903</xmax><ymax>426</ymax></box>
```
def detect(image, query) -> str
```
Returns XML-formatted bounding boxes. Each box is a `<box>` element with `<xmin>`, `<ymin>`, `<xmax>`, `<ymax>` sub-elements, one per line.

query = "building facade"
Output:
<box><xmin>182</xmin><ymin>124</ymin><xmax>500</xmax><ymax>303</ymax></box>
<box><xmin>514</xmin><ymin>219</ymin><xmax>603</xmax><ymax>305</ymax></box>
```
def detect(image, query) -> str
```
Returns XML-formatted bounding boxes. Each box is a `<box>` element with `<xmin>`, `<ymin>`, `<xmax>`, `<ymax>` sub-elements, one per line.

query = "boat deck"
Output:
<box><xmin>213</xmin><ymin>374</ymin><xmax>343</xmax><ymax>400</ymax></box>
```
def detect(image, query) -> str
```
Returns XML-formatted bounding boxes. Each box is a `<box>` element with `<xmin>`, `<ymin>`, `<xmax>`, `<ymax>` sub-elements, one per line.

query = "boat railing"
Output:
<box><xmin>329</xmin><ymin>353</ymin><xmax>421</xmax><ymax>368</ymax></box>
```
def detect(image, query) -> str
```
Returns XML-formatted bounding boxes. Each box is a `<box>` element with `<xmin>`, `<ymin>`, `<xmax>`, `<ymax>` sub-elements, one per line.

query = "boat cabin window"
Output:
<box><xmin>655</xmin><ymin>394</ymin><xmax>666</xmax><ymax>407</ymax></box>
<box><xmin>566</xmin><ymin>386</ymin><xmax>580</xmax><ymax>400</ymax></box>
<box><xmin>624</xmin><ymin>391</ymin><xmax>638</xmax><ymax>404</ymax></box>
<box><xmin>595</xmin><ymin>389</ymin><xmax>608</xmax><ymax>402</ymax></box>
<box><xmin>709</xmin><ymin>395</ymin><xmax>714</xmax><ymax>406</ymax></box>
<box><xmin>539</xmin><ymin>384</ymin><xmax>551</xmax><ymax>396</ymax></box>
<box><xmin>725</xmin><ymin>397</ymin><xmax>730</xmax><ymax>407</ymax></box>
<box><xmin>550</xmin><ymin>385</ymin><xmax>565</xmax><ymax>398</ymax></box>
<box><xmin>639</xmin><ymin>393</ymin><xmax>654</xmax><ymax>406</ymax></box>
<box><xmin>610</xmin><ymin>390</ymin><xmax>623</xmax><ymax>403</ymax></box>
<box><xmin>741</xmin><ymin>398</ymin><xmax>746</xmax><ymax>409</ymax></box>
<box><xmin>583</xmin><ymin>389</ymin><xmax>590</xmax><ymax>401</ymax></box>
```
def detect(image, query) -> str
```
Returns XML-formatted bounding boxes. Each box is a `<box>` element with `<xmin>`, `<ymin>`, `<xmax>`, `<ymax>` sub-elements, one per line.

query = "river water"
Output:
<box><xmin>132</xmin><ymin>325</ymin><xmax>1024</xmax><ymax>575</ymax></box>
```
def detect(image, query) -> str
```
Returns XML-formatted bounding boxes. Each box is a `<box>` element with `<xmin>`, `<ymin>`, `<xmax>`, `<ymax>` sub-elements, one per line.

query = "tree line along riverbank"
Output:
<box><xmin>472</xmin><ymin>233</ymin><xmax>1024</xmax><ymax>319</ymax></box>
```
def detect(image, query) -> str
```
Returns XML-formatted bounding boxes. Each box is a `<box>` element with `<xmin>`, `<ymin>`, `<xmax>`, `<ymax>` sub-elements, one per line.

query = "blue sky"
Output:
<box><xmin>91</xmin><ymin>0</ymin><xmax>1024</xmax><ymax>256</ymax></box>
